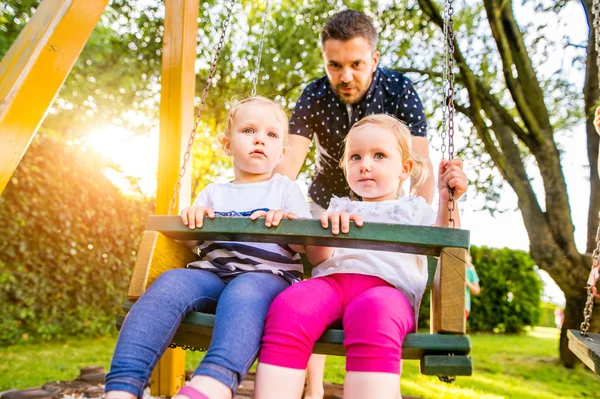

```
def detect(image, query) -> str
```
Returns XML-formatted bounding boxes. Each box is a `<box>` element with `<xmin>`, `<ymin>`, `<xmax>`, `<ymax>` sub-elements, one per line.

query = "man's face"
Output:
<box><xmin>322</xmin><ymin>37</ymin><xmax>380</xmax><ymax>105</ymax></box>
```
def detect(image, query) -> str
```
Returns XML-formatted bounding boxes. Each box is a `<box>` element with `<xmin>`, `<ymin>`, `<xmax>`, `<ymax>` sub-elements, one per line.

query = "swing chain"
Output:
<box><xmin>438</xmin><ymin>376</ymin><xmax>456</xmax><ymax>384</ymax></box>
<box><xmin>169</xmin><ymin>343</ymin><xmax>207</xmax><ymax>352</ymax></box>
<box><xmin>594</xmin><ymin>0</ymin><xmax>600</xmax><ymax>83</ymax></box>
<box><xmin>168</xmin><ymin>0</ymin><xmax>236</xmax><ymax>216</ymax></box>
<box><xmin>581</xmin><ymin>212</ymin><xmax>600</xmax><ymax>335</ymax></box>
<box><xmin>440</xmin><ymin>0</ymin><xmax>449</xmax><ymax>159</ymax></box>
<box><xmin>251</xmin><ymin>0</ymin><xmax>272</xmax><ymax>96</ymax></box>
<box><xmin>444</xmin><ymin>0</ymin><xmax>456</xmax><ymax>228</ymax></box>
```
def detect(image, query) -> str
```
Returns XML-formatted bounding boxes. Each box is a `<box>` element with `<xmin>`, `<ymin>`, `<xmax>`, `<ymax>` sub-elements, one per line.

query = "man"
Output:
<box><xmin>276</xmin><ymin>9</ymin><xmax>434</xmax><ymax>215</ymax></box>
<box><xmin>275</xmin><ymin>10</ymin><xmax>435</xmax><ymax>399</ymax></box>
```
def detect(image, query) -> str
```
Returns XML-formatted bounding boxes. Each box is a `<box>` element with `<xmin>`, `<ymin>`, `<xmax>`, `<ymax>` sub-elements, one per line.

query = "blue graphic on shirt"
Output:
<box><xmin>214</xmin><ymin>208</ymin><xmax>270</xmax><ymax>217</ymax></box>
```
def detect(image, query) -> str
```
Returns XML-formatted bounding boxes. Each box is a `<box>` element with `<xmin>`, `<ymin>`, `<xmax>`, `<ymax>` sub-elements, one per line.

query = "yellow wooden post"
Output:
<box><xmin>430</xmin><ymin>247</ymin><xmax>467</xmax><ymax>334</ymax></box>
<box><xmin>151</xmin><ymin>0</ymin><xmax>200</xmax><ymax>396</ymax></box>
<box><xmin>0</xmin><ymin>0</ymin><xmax>110</xmax><ymax>195</ymax></box>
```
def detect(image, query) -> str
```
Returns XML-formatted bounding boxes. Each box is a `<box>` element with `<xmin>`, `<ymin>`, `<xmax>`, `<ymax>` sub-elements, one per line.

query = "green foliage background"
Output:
<box><xmin>468</xmin><ymin>246</ymin><xmax>541</xmax><ymax>333</ymax></box>
<box><xmin>1</xmin><ymin>0</ymin><xmax>576</xmax><ymax>344</ymax></box>
<box><xmin>0</xmin><ymin>132</ymin><xmax>151</xmax><ymax>345</ymax></box>
<box><xmin>419</xmin><ymin>246</ymin><xmax>542</xmax><ymax>333</ymax></box>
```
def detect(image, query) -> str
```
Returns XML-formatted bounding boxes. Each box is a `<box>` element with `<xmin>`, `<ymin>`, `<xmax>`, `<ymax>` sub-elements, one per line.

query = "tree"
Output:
<box><xmin>403</xmin><ymin>0</ymin><xmax>596</xmax><ymax>366</ymax></box>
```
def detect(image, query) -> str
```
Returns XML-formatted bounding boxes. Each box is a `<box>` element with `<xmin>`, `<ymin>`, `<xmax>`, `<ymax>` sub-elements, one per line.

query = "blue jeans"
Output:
<box><xmin>105</xmin><ymin>268</ymin><xmax>289</xmax><ymax>397</ymax></box>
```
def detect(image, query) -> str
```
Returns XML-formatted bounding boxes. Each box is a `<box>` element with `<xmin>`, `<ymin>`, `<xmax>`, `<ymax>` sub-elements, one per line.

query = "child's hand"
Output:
<box><xmin>250</xmin><ymin>209</ymin><xmax>298</xmax><ymax>227</ymax></box>
<box><xmin>594</xmin><ymin>106</ymin><xmax>600</xmax><ymax>136</ymax></box>
<box><xmin>438</xmin><ymin>158</ymin><xmax>468</xmax><ymax>202</ymax></box>
<box><xmin>180</xmin><ymin>206</ymin><xmax>215</xmax><ymax>229</ymax></box>
<box><xmin>320</xmin><ymin>211</ymin><xmax>363</xmax><ymax>235</ymax></box>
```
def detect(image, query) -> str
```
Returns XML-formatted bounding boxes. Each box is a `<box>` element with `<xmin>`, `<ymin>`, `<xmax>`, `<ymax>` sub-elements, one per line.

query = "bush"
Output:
<box><xmin>419</xmin><ymin>246</ymin><xmax>542</xmax><ymax>333</ymax></box>
<box><xmin>0</xmin><ymin>131</ymin><xmax>151</xmax><ymax>345</ymax></box>
<box><xmin>468</xmin><ymin>246</ymin><xmax>541</xmax><ymax>333</ymax></box>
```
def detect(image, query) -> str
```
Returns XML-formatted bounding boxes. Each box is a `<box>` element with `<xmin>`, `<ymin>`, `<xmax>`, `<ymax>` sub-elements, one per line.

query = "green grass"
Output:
<box><xmin>1</xmin><ymin>327</ymin><xmax>598</xmax><ymax>398</ymax></box>
<box><xmin>0</xmin><ymin>336</ymin><xmax>117</xmax><ymax>391</ymax></box>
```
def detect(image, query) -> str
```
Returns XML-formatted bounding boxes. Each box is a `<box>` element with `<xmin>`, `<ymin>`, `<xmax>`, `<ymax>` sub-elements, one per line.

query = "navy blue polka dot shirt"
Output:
<box><xmin>289</xmin><ymin>67</ymin><xmax>428</xmax><ymax>209</ymax></box>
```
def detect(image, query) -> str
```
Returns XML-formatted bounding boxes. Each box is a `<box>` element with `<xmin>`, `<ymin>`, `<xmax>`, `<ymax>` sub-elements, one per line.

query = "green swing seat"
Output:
<box><xmin>117</xmin><ymin>216</ymin><xmax>473</xmax><ymax>381</ymax></box>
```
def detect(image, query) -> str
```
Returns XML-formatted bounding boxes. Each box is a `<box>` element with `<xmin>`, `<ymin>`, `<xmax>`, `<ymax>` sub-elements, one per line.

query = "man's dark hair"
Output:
<box><xmin>320</xmin><ymin>10</ymin><xmax>378</xmax><ymax>50</ymax></box>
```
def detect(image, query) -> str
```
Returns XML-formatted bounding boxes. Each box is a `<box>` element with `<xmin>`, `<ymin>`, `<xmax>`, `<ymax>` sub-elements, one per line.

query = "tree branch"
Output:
<box><xmin>484</xmin><ymin>0</ymin><xmax>578</xmax><ymax>262</ymax></box>
<box><xmin>474</xmin><ymin>80</ymin><xmax>532</xmax><ymax>147</ymax></box>
<box><xmin>482</xmin><ymin>0</ymin><xmax>549</xmax><ymax>143</ymax></box>
<box><xmin>417</xmin><ymin>0</ymin><xmax>580</xmax><ymax>274</ymax></box>
<box><xmin>582</xmin><ymin>0</ymin><xmax>600</xmax><ymax>254</ymax></box>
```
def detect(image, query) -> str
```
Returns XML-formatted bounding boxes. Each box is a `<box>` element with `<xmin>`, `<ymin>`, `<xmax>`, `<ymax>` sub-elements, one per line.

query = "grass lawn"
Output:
<box><xmin>1</xmin><ymin>327</ymin><xmax>598</xmax><ymax>398</ymax></box>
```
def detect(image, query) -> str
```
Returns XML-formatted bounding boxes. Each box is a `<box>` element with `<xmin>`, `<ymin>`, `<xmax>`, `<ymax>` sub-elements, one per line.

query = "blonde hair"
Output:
<box><xmin>220</xmin><ymin>96</ymin><xmax>289</xmax><ymax>147</ymax></box>
<box><xmin>340</xmin><ymin>114</ymin><xmax>429</xmax><ymax>195</ymax></box>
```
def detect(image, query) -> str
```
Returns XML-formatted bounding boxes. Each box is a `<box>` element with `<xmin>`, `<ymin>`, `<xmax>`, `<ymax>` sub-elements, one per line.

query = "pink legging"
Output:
<box><xmin>259</xmin><ymin>273</ymin><xmax>415</xmax><ymax>374</ymax></box>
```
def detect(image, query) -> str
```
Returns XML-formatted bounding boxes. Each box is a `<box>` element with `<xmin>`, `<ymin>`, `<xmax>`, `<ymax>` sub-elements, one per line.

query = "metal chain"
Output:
<box><xmin>581</xmin><ymin>212</ymin><xmax>600</xmax><ymax>335</ymax></box>
<box><xmin>167</xmin><ymin>0</ymin><xmax>236</xmax><ymax>216</ymax></box>
<box><xmin>169</xmin><ymin>342</ymin><xmax>207</xmax><ymax>352</ymax></box>
<box><xmin>251</xmin><ymin>0</ymin><xmax>272</xmax><ymax>96</ymax></box>
<box><xmin>594</xmin><ymin>0</ymin><xmax>600</xmax><ymax>84</ymax></box>
<box><xmin>444</xmin><ymin>0</ymin><xmax>456</xmax><ymax>228</ymax></box>
<box><xmin>438</xmin><ymin>376</ymin><xmax>456</xmax><ymax>384</ymax></box>
<box><xmin>440</xmin><ymin>0</ymin><xmax>449</xmax><ymax>159</ymax></box>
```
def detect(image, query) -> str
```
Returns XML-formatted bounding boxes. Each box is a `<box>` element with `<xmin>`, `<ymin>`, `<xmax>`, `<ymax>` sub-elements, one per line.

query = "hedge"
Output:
<box><xmin>0</xmin><ymin>131</ymin><xmax>151</xmax><ymax>345</ymax></box>
<box><xmin>419</xmin><ymin>246</ymin><xmax>542</xmax><ymax>333</ymax></box>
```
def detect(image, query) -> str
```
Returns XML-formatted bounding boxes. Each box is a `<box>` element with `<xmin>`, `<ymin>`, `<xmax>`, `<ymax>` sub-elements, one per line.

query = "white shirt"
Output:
<box><xmin>312</xmin><ymin>196</ymin><xmax>436</xmax><ymax>320</ymax></box>
<box><xmin>187</xmin><ymin>174</ymin><xmax>312</xmax><ymax>284</ymax></box>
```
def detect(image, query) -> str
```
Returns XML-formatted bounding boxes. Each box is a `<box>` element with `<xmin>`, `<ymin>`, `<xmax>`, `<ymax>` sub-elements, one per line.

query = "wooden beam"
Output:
<box><xmin>155</xmin><ymin>0</ymin><xmax>199</xmax><ymax>215</ymax></box>
<box><xmin>0</xmin><ymin>0</ymin><xmax>109</xmax><ymax>195</ymax></box>
<box><xmin>567</xmin><ymin>329</ymin><xmax>600</xmax><ymax>376</ymax></box>
<box><xmin>149</xmin><ymin>346</ymin><xmax>186</xmax><ymax>395</ymax></box>
<box><xmin>431</xmin><ymin>247</ymin><xmax>467</xmax><ymax>334</ymax></box>
<box><xmin>147</xmin><ymin>215</ymin><xmax>471</xmax><ymax>256</ymax></box>
<box><xmin>151</xmin><ymin>0</ymin><xmax>199</xmax><ymax>395</ymax></box>
<box><xmin>119</xmin><ymin>302</ymin><xmax>472</xmax><ymax>359</ymax></box>
<box><xmin>128</xmin><ymin>231</ymin><xmax>198</xmax><ymax>299</ymax></box>
<box><xmin>420</xmin><ymin>355</ymin><xmax>473</xmax><ymax>376</ymax></box>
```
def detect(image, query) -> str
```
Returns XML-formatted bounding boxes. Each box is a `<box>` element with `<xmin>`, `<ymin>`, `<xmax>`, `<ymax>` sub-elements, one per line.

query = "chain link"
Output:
<box><xmin>581</xmin><ymin>212</ymin><xmax>600</xmax><ymax>335</ymax></box>
<box><xmin>444</xmin><ymin>0</ymin><xmax>456</xmax><ymax>228</ymax></box>
<box><xmin>251</xmin><ymin>0</ymin><xmax>272</xmax><ymax>96</ymax></box>
<box><xmin>440</xmin><ymin>0</ymin><xmax>449</xmax><ymax>159</ymax></box>
<box><xmin>167</xmin><ymin>0</ymin><xmax>236</xmax><ymax>216</ymax></box>
<box><xmin>169</xmin><ymin>342</ymin><xmax>207</xmax><ymax>352</ymax></box>
<box><xmin>594</xmin><ymin>0</ymin><xmax>600</xmax><ymax>84</ymax></box>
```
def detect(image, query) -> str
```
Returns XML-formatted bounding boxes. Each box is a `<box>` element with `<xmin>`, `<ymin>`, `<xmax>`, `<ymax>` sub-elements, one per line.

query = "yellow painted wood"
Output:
<box><xmin>151</xmin><ymin>0</ymin><xmax>200</xmax><ymax>393</ymax></box>
<box><xmin>430</xmin><ymin>247</ymin><xmax>467</xmax><ymax>334</ymax></box>
<box><xmin>0</xmin><ymin>0</ymin><xmax>109</xmax><ymax>195</ymax></box>
<box><xmin>150</xmin><ymin>346</ymin><xmax>187</xmax><ymax>397</ymax></box>
<box><xmin>134</xmin><ymin>232</ymin><xmax>195</xmax><ymax>395</ymax></box>
<box><xmin>128</xmin><ymin>231</ymin><xmax>198</xmax><ymax>299</ymax></box>
<box><xmin>155</xmin><ymin>0</ymin><xmax>199</xmax><ymax>214</ymax></box>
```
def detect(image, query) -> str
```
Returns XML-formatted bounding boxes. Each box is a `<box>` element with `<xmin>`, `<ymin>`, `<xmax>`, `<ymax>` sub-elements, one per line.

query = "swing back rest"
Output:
<box><xmin>119</xmin><ymin>215</ymin><xmax>472</xmax><ymax>378</ymax></box>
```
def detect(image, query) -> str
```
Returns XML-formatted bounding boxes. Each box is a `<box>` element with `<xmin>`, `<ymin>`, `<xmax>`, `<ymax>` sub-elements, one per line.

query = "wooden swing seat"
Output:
<box><xmin>118</xmin><ymin>215</ymin><xmax>473</xmax><ymax>380</ymax></box>
<box><xmin>567</xmin><ymin>329</ymin><xmax>600</xmax><ymax>376</ymax></box>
